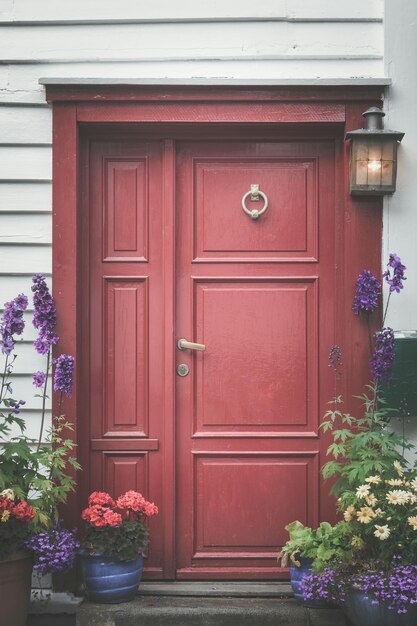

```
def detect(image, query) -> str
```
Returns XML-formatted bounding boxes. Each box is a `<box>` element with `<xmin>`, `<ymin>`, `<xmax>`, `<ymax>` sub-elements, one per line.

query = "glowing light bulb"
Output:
<box><xmin>368</xmin><ymin>160</ymin><xmax>382</xmax><ymax>172</ymax></box>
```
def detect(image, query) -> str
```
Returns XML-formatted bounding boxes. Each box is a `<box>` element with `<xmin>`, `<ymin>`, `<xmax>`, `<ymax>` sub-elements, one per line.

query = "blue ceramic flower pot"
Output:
<box><xmin>344</xmin><ymin>589</ymin><xmax>417</xmax><ymax>626</ymax></box>
<box><xmin>79</xmin><ymin>552</ymin><xmax>143</xmax><ymax>604</ymax></box>
<box><xmin>290</xmin><ymin>557</ymin><xmax>328</xmax><ymax>608</ymax></box>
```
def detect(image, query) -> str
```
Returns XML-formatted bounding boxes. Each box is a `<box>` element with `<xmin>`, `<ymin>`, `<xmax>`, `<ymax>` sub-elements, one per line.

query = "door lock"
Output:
<box><xmin>176</xmin><ymin>364</ymin><xmax>190</xmax><ymax>377</ymax></box>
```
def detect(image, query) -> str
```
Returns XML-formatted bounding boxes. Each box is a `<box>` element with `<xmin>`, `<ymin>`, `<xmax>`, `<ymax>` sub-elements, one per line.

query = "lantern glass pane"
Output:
<box><xmin>349</xmin><ymin>136</ymin><xmax>398</xmax><ymax>194</ymax></box>
<box><xmin>381</xmin><ymin>160</ymin><xmax>394</xmax><ymax>186</ymax></box>
<box><xmin>381</xmin><ymin>140</ymin><xmax>394</xmax><ymax>160</ymax></box>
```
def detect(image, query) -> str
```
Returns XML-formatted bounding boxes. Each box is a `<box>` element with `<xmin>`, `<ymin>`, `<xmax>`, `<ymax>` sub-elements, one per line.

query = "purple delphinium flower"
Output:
<box><xmin>370</xmin><ymin>327</ymin><xmax>396</xmax><ymax>383</ymax></box>
<box><xmin>33</xmin><ymin>371</ymin><xmax>46</xmax><ymax>388</ymax></box>
<box><xmin>31</xmin><ymin>274</ymin><xmax>58</xmax><ymax>355</ymax></box>
<box><xmin>352</xmin><ymin>270</ymin><xmax>381</xmax><ymax>315</ymax></box>
<box><xmin>53</xmin><ymin>354</ymin><xmax>75</xmax><ymax>398</ymax></box>
<box><xmin>383</xmin><ymin>253</ymin><xmax>407</xmax><ymax>293</ymax></box>
<box><xmin>8</xmin><ymin>398</ymin><xmax>26</xmax><ymax>415</ymax></box>
<box><xmin>328</xmin><ymin>345</ymin><xmax>343</xmax><ymax>378</ymax></box>
<box><xmin>25</xmin><ymin>525</ymin><xmax>79</xmax><ymax>574</ymax></box>
<box><xmin>0</xmin><ymin>294</ymin><xmax>29</xmax><ymax>355</ymax></box>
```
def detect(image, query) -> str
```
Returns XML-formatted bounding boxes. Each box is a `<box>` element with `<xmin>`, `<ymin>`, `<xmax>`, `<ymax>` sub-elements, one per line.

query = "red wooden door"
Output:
<box><xmin>175</xmin><ymin>140</ymin><xmax>335</xmax><ymax>579</ymax></box>
<box><xmin>84</xmin><ymin>134</ymin><xmax>336</xmax><ymax>580</ymax></box>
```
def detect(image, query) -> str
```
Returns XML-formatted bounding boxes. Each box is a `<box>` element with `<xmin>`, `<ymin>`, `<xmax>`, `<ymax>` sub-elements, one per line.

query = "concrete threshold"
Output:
<box><xmin>138</xmin><ymin>581</ymin><xmax>293</xmax><ymax>597</ymax></box>
<box><xmin>76</xmin><ymin>582</ymin><xmax>347</xmax><ymax>626</ymax></box>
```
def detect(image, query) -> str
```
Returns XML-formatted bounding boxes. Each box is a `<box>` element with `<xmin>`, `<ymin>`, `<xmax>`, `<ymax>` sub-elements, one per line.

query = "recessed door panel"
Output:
<box><xmin>176</xmin><ymin>140</ymin><xmax>335</xmax><ymax>578</ymax></box>
<box><xmin>193</xmin><ymin>278</ymin><xmax>318</xmax><ymax>433</ymax></box>
<box><xmin>193</xmin><ymin>159</ymin><xmax>317</xmax><ymax>261</ymax></box>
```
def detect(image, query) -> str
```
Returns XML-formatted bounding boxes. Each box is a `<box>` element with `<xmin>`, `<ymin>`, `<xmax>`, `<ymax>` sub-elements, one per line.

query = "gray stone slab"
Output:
<box><xmin>138</xmin><ymin>581</ymin><xmax>292</xmax><ymax>597</ymax></box>
<box><xmin>77</xmin><ymin>596</ymin><xmax>347</xmax><ymax>626</ymax></box>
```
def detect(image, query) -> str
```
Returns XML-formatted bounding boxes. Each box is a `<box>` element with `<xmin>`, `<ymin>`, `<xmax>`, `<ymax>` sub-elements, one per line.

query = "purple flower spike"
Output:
<box><xmin>33</xmin><ymin>371</ymin><xmax>46</xmax><ymax>388</ymax></box>
<box><xmin>0</xmin><ymin>293</ymin><xmax>29</xmax><ymax>355</ymax></box>
<box><xmin>352</xmin><ymin>270</ymin><xmax>381</xmax><ymax>315</ymax></box>
<box><xmin>382</xmin><ymin>253</ymin><xmax>407</xmax><ymax>293</ymax></box>
<box><xmin>32</xmin><ymin>274</ymin><xmax>58</xmax><ymax>355</ymax></box>
<box><xmin>54</xmin><ymin>354</ymin><xmax>75</xmax><ymax>398</ymax></box>
<box><xmin>371</xmin><ymin>327</ymin><xmax>396</xmax><ymax>383</ymax></box>
<box><xmin>328</xmin><ymin>345</ymin><xmax>343</xmax><ymax>378</ymax></box>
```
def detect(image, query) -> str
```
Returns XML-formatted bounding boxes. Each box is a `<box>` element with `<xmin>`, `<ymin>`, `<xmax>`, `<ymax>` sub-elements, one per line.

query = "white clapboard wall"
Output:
<box><xmin>0</xmin><ymin>0</ymin><xmax>383</xmax><ymax>429</ymax></box>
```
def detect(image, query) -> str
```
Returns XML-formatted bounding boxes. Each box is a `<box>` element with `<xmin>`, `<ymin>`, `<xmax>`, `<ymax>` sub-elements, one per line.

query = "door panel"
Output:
<box><xmin>176</xmin><ymin>140</ymin><xmax>334</xmax><ymax>578</ymax></box>
<box><xmin>193</xmin><ymin>157</ymin><xmax>317</xmax><ymax>261</ymax></box>
<box><xmin>87</xmin><ymin>140</ymin><xmax>165</xmax><ymax>577</ymax></box>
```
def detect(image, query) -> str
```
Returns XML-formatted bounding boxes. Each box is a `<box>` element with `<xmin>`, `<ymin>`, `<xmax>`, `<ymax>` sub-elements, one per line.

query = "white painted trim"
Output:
<box><xmin>39</xmin><ymin>77</ymin><xmax>392</xmax><ymax>86</ymax></box>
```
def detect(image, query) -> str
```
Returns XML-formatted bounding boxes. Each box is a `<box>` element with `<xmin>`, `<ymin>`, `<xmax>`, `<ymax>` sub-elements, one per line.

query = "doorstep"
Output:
<box><xmin>76</xmin><ymin>583</ymin><xmax>349</xmax><ymax>626</ymax></box>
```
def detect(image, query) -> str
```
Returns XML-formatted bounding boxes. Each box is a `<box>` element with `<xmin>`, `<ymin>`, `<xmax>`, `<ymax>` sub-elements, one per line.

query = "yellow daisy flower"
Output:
<box><xmin>374</xmin><ymin>524</ymin><xmax>390</xmax><ymax>540</ymax></box>
<box><xmin>356</xmin><ymin>485</ymin><xmax>371</xmax><ymax>499</ymax></box>
<box><xmin>394</xmin><ymin>461</ymin><xmax>404</xmax><ymax>476</ymax></box>
<box><xmin>351</xmin><ymin>535</ymin><xmax>365</xmax><ymax>550</ymax></box>
<box><xmin>366</xmin><ymin>494</ymin><xmax>377</xmax><ymax>507</ymax></box>
<box><xmin>386</xmin><ymin>479</ymin><xmax>403</xmax><ymax>487</ymax></box>
<box><xmin>408</xmin><ymin>516</ymin><xmax>417</xmax><ymax>530</ymax></box>
<box><xmin>0</xmin><ymin>488</ymin><xmax>15</xmax><ymax>500</ymax></box>
<box><xmin>343</xmin><ymin>505</ymin><xmax>355</xmax><ymax>522</ymax></box>
<box><xmin>386</xmin><ymin>490</ymin><xmax>408</xmax><ymax>505</ymax></box>
<box><xmin>1</xmin><ymin>510</ymin><xmax>10</xmax><ymax>523</ymax></box>
<box><xmin>357</xmin><ymin>506</ymin><xmax>375</xmax><ymax>524</ymax></box>
<box><xmin>365</xmin><ymin>476</ymin><xmax>381</xmax><ymax>484</ymax></box>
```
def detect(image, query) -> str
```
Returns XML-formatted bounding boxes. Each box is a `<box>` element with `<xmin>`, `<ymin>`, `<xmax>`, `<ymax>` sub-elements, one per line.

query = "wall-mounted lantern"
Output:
<box><xmin>345</xmin><ymin>107</ymin><xmax>404</xmax><ymax>196</ymax></box>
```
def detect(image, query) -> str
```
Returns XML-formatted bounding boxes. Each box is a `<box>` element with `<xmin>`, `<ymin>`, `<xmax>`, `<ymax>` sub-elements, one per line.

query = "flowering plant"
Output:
<box><xmin>81</xmin><ymin>491</ymin><xmax>158</xmax><ymax>561</ymax></box>
<box><xmin>301</xmin><ymin>558</ymin><xmax>417</xmax><ymax>614</ymax></box>
<box><xmin>338</xmin><ymin>462</ymin><xmax>417</xmax><ymax>563</ymax></box>
<box><xmin>25</xmin><ymin>523</ymin><xmax>79</xmax><ymax>574</ymax></box>
<box><xmin>0</xmin><ymin>275</ymin><xmax>80</xmax><ymax>568</ymax></box>
<box><xmin>0</xmin><ymin>490</ymin><xmax>35</xmax><ymax>559</ymax></box>
<box><xmin>322</xmin><ymin>253</ymin><xmax>411</xmax><ymax>496</ymax></box>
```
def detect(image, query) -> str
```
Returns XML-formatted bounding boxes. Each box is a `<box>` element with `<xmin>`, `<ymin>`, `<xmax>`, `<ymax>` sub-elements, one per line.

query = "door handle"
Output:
<box><xmin>177</xmin><ymin>338</ymin><xmax>206</xmax><ymax>351</ymax></box>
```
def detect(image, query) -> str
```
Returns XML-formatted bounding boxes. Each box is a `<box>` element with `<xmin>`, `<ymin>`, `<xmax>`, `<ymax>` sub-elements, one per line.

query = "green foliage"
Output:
<box><xmin>0</xmin><ymin>517</ymin><xmax>32</xmax><ymax>560</ymax></box>
<box><xmin>278</xmin><ymin>520</ymin><xmax>353</xmax><ymax>571</ymax></box>
<box><xmin>81</xmin><ymin>520</ymin><xmax>149</xmax><ymax>561</ymax></box>
<box><xmin>320</xmin><ymin>385</ymin><xmax>412</xmax><ymax>496</ymax></box>
<box><xmin>0</xmin><ymin>414</ymin><xmax>80</xmax><ymax>528</ymax></box>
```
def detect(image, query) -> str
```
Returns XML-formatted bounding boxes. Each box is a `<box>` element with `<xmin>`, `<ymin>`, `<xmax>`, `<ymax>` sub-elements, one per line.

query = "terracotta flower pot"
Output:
<box><xmin>0</xmin><ymin>550</ymin><xmax>33</xmax><ymax>626</ymax></box>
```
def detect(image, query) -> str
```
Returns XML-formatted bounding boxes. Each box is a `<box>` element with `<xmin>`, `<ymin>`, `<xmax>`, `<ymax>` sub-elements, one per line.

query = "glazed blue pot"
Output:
<box><xmin>290</xmin><ymin>556</ymin><xmax>328</xmax><ymax>608</ymax></box>
<box><xmin>343</xmin><ymin>589</ymin><xmax>417</xmax><ymax>626</ymax></box>
<box><xmin>79</xmin><ymin>552</ymin><xmax>143</xmax><ymax>604</ymax></box>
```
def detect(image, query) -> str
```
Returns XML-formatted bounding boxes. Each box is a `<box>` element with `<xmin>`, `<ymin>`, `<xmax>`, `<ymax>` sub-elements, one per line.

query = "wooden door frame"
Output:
<box><xmin>48</xmin><ymin>84</ymin><xmax>383</xmax><ymax>579</ymax></box>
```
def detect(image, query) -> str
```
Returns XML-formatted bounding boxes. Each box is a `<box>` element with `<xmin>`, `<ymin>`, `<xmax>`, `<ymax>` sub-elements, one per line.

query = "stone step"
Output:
<box><xmin>138</xmin><ymin>581</ymin><xmax>293</xmax><ymax>597</ymax></box>
<box><xmin>76</xmin><ymin>596</ymin><xmax>348</xmax><ymax>626</ymax></box>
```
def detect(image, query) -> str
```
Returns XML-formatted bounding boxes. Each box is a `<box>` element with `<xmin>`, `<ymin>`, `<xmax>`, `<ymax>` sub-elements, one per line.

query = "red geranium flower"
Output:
<box><xmin>116</xmin><ymin>490</ymin><xmax>146</xmax><ymax>512</ymax></box>
<box><xmin>88</xmin><ymin>491</ymin><xmax>115</xmax><ymax>508</ymax></box>
<box><xmin>11</xmin><ymin>501</ymin><xmax>35</xmax><ymax>524</ymax></box>
<box><xmin>82</xmin><ymin>504</ymin><xmax>121</xmax><ymax>528</ymax></box>
<box><xmin>143</xmin><ymin>501</ymin><xmax>158</xmax><ymax>517</ymax></box>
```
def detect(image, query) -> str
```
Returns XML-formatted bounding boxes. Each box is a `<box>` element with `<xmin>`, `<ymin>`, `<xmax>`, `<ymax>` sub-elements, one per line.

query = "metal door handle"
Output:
<box><xmin>177</xmin><ymin>338</ymin><xmax>206</xmax><ymax>351</ymax></box>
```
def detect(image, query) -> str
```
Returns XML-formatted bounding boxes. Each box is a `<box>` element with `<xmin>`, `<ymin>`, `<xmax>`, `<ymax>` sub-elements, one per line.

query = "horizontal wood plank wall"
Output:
<box><xmin>0</xmin><ymin>0</ymin><xmax>383</xmax><ymax>439</ymax></box>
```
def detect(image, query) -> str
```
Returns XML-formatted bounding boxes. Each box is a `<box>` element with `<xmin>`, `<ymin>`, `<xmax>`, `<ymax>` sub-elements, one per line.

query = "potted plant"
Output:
<box><xmin>79</xmin><ymin>489</ymin><xmax>158</xmax><ymax>603</ymax></box>
<box><xmin>299</xmin><ymin>253</ymin><xmax>417</xmax><ymax>623</ymax></box>
<box><xmin>0</xmin><ymin>490</ymin><xmax>35</xmax><ymax>626</ymax></box>
<box><xmin>301</xmin><ymin>462</ymin><xmax>417</xmax><ymax>623</ymax></box>
<box><xmin>0</xmin><ymin>275</ymin><xmax>80</xmax><ymax>625</ymax></box>
<box><xmin>278</xmin><ymin>519</ymin><xmax>351</xmax><ymax>607</ymax></box>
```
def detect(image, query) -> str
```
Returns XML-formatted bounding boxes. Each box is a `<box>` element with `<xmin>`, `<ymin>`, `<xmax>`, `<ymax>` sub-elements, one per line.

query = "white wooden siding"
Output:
<box><xmin>0</xmin><ymin>0</ymin><xmax>384</xmax><ymax>427</ymax></box>
<box><xmin>0</xmin><ymin>0</ymin><xmax>383</xmax><ymax>23</ymax></box>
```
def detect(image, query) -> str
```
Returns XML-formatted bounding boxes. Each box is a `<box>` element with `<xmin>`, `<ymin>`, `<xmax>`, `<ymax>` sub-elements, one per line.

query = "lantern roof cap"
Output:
<box><xmin>345</xmin><ymin>107</ymin><xmax>404</xmax><ymax>141</ymax></box>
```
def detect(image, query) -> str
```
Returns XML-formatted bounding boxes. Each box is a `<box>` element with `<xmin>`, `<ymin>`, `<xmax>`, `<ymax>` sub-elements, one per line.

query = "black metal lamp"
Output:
<box><xmin>345</xmin><ymin>107</ymin><xmax>404</xmax><ymax>196</ymax></box>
